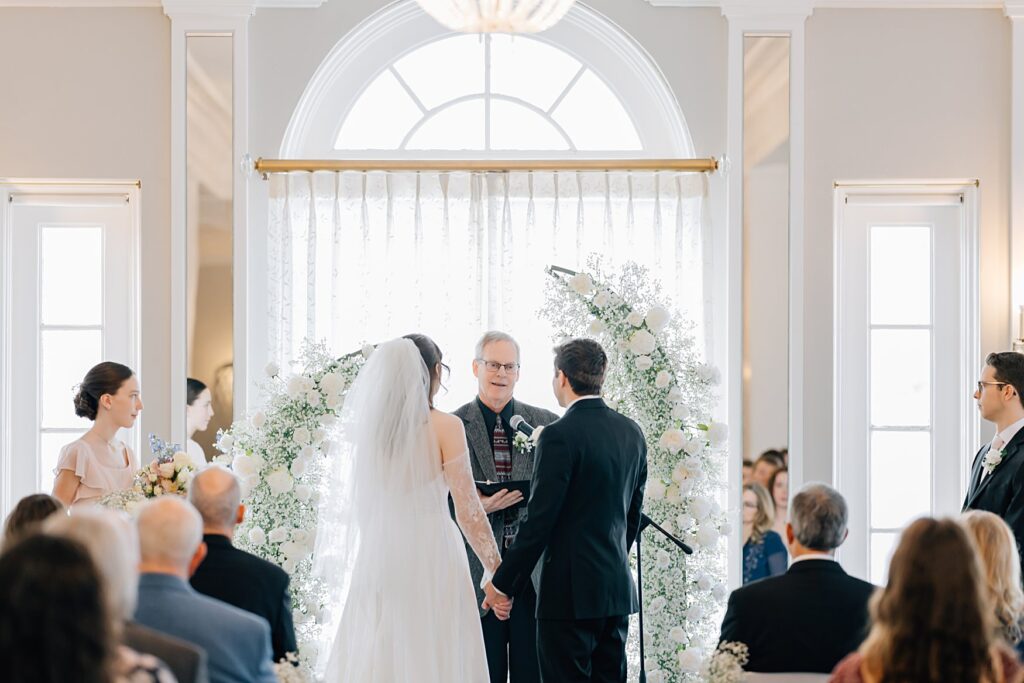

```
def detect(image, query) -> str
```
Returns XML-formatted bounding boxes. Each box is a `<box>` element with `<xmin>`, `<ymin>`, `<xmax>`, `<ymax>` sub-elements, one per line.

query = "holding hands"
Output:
<box><xmin>482</xmin><ymin>581</ymin><xmax>513</xmax><ymax>620</ymax></box>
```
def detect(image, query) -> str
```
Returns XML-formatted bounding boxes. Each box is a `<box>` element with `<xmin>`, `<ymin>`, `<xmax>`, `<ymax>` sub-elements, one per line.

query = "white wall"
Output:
<box><xmin>0</xmin><ymin>8</ymin><xmax>172</xmax><ymax>444</ymax></box>
<box><xmin>804</xmin><ymin>8</ymin><xmax>1011</xmax><ymax>482</ymax></box>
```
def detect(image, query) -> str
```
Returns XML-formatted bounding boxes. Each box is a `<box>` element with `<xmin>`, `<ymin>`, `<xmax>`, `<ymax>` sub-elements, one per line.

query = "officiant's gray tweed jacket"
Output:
<box><xmin>453</xmin><ymin>398</ymin><xmax>559</xmax><ymax>616</ymax></box>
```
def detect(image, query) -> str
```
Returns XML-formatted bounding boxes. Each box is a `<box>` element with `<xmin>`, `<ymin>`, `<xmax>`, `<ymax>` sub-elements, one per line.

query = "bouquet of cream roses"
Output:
<box><xmin>133</xmin><ymin>434</ymin><xmax>197</xmax><ymax>498</ymax></box>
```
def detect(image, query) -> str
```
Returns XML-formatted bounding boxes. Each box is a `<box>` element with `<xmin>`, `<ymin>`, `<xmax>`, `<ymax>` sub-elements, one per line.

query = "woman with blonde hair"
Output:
<box><xmin>962</xmin><ymin>510</ymin><xmax>1024</xmax><ymax>655</ymax></box>
<box><xmin>830</xmin><ymin>517</ymin><xmax>1024</xmax><ymax>683</ymax></box>
<box><xmin>742</xmin><ymin>482</ymin><xmax>787</xmax><ymax>584</ymax></box>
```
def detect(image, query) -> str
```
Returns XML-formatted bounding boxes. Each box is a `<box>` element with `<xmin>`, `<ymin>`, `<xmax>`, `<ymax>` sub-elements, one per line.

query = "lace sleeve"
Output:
<box><xmin>444</xmin><ymin>452</ymin><xmax>501</xmax><ymax>578</ymax></box>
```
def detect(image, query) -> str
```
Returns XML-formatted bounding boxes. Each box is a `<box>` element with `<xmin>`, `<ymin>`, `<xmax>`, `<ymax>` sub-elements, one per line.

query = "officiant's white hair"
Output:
<box><xmin>137</xmin><ymin>496</ymin><xmax>204</xmax><ymax>568</ymax></box>
<box><xmin>475</xmin><ymin>331</ymin><xmax>520</xmax><ymax>360</ymax></box>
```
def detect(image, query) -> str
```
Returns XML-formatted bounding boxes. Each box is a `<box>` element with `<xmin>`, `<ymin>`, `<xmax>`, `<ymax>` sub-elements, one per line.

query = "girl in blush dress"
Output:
<box><xmin>52</xmin><ymin>362</ymin><xmax>143</xmax><ymax>508</ymax></box>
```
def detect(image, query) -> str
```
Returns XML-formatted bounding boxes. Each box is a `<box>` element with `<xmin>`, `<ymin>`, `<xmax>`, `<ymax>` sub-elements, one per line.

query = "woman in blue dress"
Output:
<box><xmin>742</xmin><ymin>482</ymin><xmax>787</xmax><ymax>584</ymax></box>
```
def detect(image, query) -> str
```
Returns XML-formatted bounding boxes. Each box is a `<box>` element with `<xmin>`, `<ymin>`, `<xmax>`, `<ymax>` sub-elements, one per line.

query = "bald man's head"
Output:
<box><xmin>137</xmin><ymin>497</ymin><xmax>204</xmax><ymax>571</ymax></box>
<box><xmin>189</xmin><ymin>465</ymin><xmax>242</xmax><ymax>531</ymax></box>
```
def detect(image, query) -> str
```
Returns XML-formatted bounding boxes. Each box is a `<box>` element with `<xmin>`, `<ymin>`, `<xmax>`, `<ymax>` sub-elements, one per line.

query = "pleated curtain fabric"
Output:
<box><xmin>267</xmin><ymin>170</ymin><xmax>710</xmax><ymax>405</ymax></box>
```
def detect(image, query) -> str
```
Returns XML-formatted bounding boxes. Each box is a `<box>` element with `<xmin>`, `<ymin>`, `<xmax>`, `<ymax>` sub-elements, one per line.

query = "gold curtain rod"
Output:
<box><xmin>253</xmin><ymin>157</ymin><xmax>718</xmax><ymax>176</ymax></box>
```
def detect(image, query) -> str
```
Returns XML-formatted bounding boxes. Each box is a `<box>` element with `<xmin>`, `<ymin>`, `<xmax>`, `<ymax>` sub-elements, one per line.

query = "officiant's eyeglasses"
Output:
<box><xmin>477</xmin><ymin>359</ymin><xmax>520</xmax><ymax>374</ymax></box>
<box><xmin>978</xmin><ymin>381</ymin><xmax>1010</xmax><ymax>393</ymax></box>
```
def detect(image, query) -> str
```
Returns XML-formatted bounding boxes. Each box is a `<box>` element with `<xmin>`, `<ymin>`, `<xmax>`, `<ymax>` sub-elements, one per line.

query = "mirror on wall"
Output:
<box><xmin>742</xmin><ymin>35</ymin><xmax>790</xmax><ymax>473</ymax></box>
<box><xmin>186</xmin><ymin>34</ymin><xmax>233</xmax><ymax>464</ymax></box>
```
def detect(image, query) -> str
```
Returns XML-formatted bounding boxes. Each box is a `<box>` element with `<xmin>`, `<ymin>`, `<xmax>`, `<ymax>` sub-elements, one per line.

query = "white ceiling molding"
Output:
<box><xmin>0</xmin><ymin>0</ymin><xmax>325</xmax><ymax>8</ymax></box>
<box><xmin>1006</xmin><ymin>0</ymin><xmax>1024</xmax><ymax>16</ymax></box>
<box><xmin>647</xmin><ymin>0</ymin><xmax>1004</xmax><ymax>9</ymax></box>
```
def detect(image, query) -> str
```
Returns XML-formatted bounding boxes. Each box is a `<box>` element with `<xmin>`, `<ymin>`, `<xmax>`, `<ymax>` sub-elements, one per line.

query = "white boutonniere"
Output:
<box><xmin>513</xmin><ymin>431</ymin><xmax>534</xmax><ymax>453</ymax></box>
<box><xmin>984</xmin><ymin>448</ymin><xmax>1006</xmax><ymax>475</ymax></box>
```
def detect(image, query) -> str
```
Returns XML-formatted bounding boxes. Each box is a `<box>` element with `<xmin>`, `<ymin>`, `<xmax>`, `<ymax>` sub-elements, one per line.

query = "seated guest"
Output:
<box><xmin>962</xmin><ymin>511</ymin><xmax>1024</xmax><ymax>658</ymax></box>
<box><xmin>742</xmin><ymin>483</ymin><xmax>787</xmax><ymax>584</ymax></box>
<box><xmin>1</xmin><ymin>492</ymin><xmax>63</xmax><ymax>551</ymax></box>
<box><xmin>45</xmin><ymin>507</ymin><xmax>208</xmax><ymax>683</ymax></box>
<box><xmin>0</xmin><ymin>533</ymin><xmax>172</xmax><ymax>683</ymax></box>
<box><xmin>742</xmin><ymin>459</ymin><xmax>754</xmax><ymax>486</ymax></box>
<box><xmin>133</xmin><ymin>497</ymin><xmax>276</xmax><ymax>683</ymax></box>
<box><xmin>831</xmin><ymin>517</ymin><xmax>1023</xmax><ymax>683</ymax></box>
<box><xmin>189</xmin><ymin>466</ymin><xmax>297</xmax><ymax>662</ymax></box>
<box><xmin>769</xmin><ymin>467</ymin><xmax>789</xmax><ymax>537</ymax></box>
<box><xmin>751</xmin><ymin>450</ymin><xmax>784</xmax><ymax>488</ymax></box>
<box><xmin>722</xmin><ymin>483</ymin><xmax>875</xmax><ymax>672</ymax></box>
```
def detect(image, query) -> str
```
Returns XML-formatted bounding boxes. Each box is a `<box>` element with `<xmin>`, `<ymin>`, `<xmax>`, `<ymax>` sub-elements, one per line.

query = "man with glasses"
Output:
<box><xmin>454</xmin><ymin>331</ymin><xmax>558</xmax><ymax>683</ymax></box>
<box><xmin>963</xmin><ymin>351</ymin><xmax>1024</xmax><ymax>557</ymax></box>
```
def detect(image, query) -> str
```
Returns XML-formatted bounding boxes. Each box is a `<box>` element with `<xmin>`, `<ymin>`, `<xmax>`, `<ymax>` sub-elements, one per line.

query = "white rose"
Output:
<box><xmin>665</xmin><ymin>484</ymin><xmax>682</xmax><ymax>504</ymax></box>
<box><xmin>305</xmin><ymin>388</ymin><xmax>322</xmax><ymax>408</ymax></box>
<box><xmin>689</xmin><ymin>496</ymin><xmax>712</xmax><ymax>520</ymax></box>
<box><xmin>668</xmin><ymin>626</ymin><xmax>687</xmax><ymax>643</ymax></box>
<box><xmin>568</xmin><ymin>273</ymin><xmax>594</xmax><ymax>295</ymax></box>
<box><xmin>646</xmin><ymin>480</ymin><xmax>666</xmax><ymax>501</ymax></box>
<box><xmin>319</xmin><ymin>414</ymin><xmax>338</xmax><ymax>428</ymax></box>
<box><xmin>720</xmin><ymin>521</ymin><xmax>733</xmax><ymax>536</ymax></box>
<box><xmin>248</xmin><ymin>527</ymin><xmax>267</xmax><ymax>545</ymax></box>
<box><xmin>655</xmin><ymin>370</ymin><xmax>671</xmax><ymax>389</ymax></box>
<box><xmin>625</xmin><ymin>310</ymin><xmax>644</xmax><ymax>327</ymax></box>
<box><xmin>152</xmin><ymin>485</ymin><xmax>163</xmax><ymax>496</ymax></box>
<box><xmin>656</xmin><ymin>549</ymin><xmax>671</xmax><ymax>569</ymax></box>
<box><xmin>593</xmin><ymin>290</ymin><xmax>611</xmax><ymax>308</ymax></box>
<box><xmin>676</xmin><ymin>513</ymin><xmax>694</xmax><ymax>530</ymax></box>
<box><xmin>313</xmin><ymin>428</ymin><xmax>327</xmax><ymax>446</ymax></box>
<box><xmin>290</xmin><ymin>458</ymin><xmax>308</xmax><ymax>478</ymax></box>
<box><xmin>645</xmin><ymin>306</ymin><xmax>670</xmax><ymax>334</ymax></box>
<box><xmin>172</xmin><ymin>451</ymin><xmax>191</xmax><ymax>470</ymax></box>
<box><xmin>658</xmin><ymin>429</ymin><xmax>686</xmax><ymax>454</ymax></box>
<box><xmin>677</xmin><ymin>649</ymin><xmax>703</xmax><ymax>673</ymax></box>
<box><xmin>281</xmin><ymin>541</ymin><xmax>303</xmax><ymax>560</ymax></box>
<box><xmin>292</xmin><ymin>426</ymin><xmax>311</xmax><ymax>447</ymax></box>
<box><xmin>250</xmin><ymin>411</ymin><xmax>266</xmax><ymax>429</ymax></box>
<box><xmin>678</xmin><ymin>478</ymin><xmax>695</xmax><ymax>495</ymax></box>
<box><xmin>697</xmin><ymin>574</ymin><xmax>714</xmax><ymax>591</ymax></box>
<box><xmin>320</xmin><ymin>371</ymin><xmax>346</xmax><ymax>397</ymax></box>
<box><xmin>158</xmin><ymin>462</ymin><xmax>175</xmax><ymax>478</ymax></box>
<box><xmin>696</xmin><ymin>524</ymin><xmax>720</xmax><ymax>548</ymax></box>
<box><xmin>269</xmin><ymin>527</ymin><xmax>289</xmax><ymax>543</ymax></box>
<box><xmin>696</xmin><ymin>362</ymin><xmax>721</xmax><ymax>385</ymax></box>
<box><xmin>712</xmin><ymin>583</ymin><xmax>728</xmax><ymax>602</ymax></box>
<box><xmin>616</xmin><ymin>339</ymin><xmax>629</xmax><ymax>352</ymax></box>
<box><xmin>671</xmin><ymin>403</ymin><xmax>690</xmax><ymax>421</ymax></box>
<box><xmin>682</xmin><ymin>437</ymin><xmax>705</xmax><ymax>457</ymax></box>
<box><xmin>232</xmin><ymin>454</ymin><xmax>261</xmax><ymax>478</ymax></box>
<box><xmin>671</xmin><ymin>463</ymin><xmax>689</xmax><ymax>484</ymax></box>
<box><xmin>588</xmin><ymin>318</ymin><xmax>607</xmax><ymax>335</ymax></box>
<box><xmin>286</xmin><ymin>376</ymin><xmax>306</xmax><ymax>398</ymax></box>
<box><xmin>265</xmin><ymin>361</ymin><xmax>280</xmax><ymax>377</ymax></box>
<box><xmin>239</xmin><ymin>475</ymin><xmax>258</xmax><ymax>499</ymax></box>
<box><xmin>647</xmin><ymin>671</ymin><xmax>666</xmax><ymax>683</ymax></box>
<box><xmin>685</xmin><ymin>604</ymin><xmax>706</xmax><ymax>622</ymax></box>
<box><xmin>317</xmin><ymin>607</ymin><xmax>332</xmax><ymax>625</ymax></box>
<box><xmin>361</xmin><ymin>344</ymin><xmax>375</xmax><ymax>358</ymax></box>
<box><xmin>628</xmin><ymin>330</ymin><xmax>656</xmax><ymax>356</ymax></box>
<box><xmin>295</xmin><ymin>484</ymin><xmax>312</xmax><ymax>502</ymax></box>
<box><xmin>282</xmin><ymin>558</ymin><xmax>297</xmax><ymax>574</ymax></box>
<box><xmin>667</xmin><ymin>386</ymin><xmax>683</xmax><ymax>402</ymax></box>
<box><xmin>635</xmin><ymin>355</ymin><xmax>653</xmax><ymax>372</ymax></box>
<box><xmin>217</xmin><ymin>434</ymin><xmax>234</xmax><ymax>453</ymax></box>
<box><xmin>291</xmin><ymin>529</ymin><xmax>310</xmax><ymax>545</ymax></box>
<box><xmin>706</xmin><ymin>421</ymin><xmax>729</xmax><ymax>447</ymax></box>
<box><xmin>648</xmin><ymin>596</ymin><xmax>667</xmax><ymax>614</ymax></box>
<box><xmin>266</xmin><ymin>468</ymin><xmax>294</xmax><ymax>495</ymax></box>
<box><xmin>326</xmin><ymin>393</ymin><xmax>343</xmax><ymax>410</ymax></box>
<box><xmin>177</xmin><ymin>468</ymin><xmax>192</xmax><ymax>485</ymax></box>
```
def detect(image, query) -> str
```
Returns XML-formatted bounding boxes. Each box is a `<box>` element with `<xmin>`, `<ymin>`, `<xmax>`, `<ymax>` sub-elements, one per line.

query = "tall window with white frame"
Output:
<box><xmin>3</xmin><ymin>190</ymin><xmax>138</xmax><ymax>514</ymax></box>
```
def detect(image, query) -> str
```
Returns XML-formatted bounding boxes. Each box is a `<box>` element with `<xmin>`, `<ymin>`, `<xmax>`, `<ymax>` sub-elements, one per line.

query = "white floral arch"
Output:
<box><xmin>280</xmin><ymin>0</ymin><xmax>695</xmax><ymax>159</ymax></box>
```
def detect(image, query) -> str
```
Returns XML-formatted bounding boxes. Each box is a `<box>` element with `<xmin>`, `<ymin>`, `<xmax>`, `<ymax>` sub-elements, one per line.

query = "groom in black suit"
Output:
<box><xmin>963</xmin><ymin>351</ymin><xmax>1024</xmax><ymax>556</ymax></box>
<box><xmin>484</xmin><ymin>338</ymin><xmax>648</xmax><ymax>683</ymax></box>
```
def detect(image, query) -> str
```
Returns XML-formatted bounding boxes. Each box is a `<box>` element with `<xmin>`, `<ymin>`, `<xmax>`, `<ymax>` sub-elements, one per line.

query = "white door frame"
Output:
<box><xmin>832</xmin><ymin>179</ymin><xmax>980</xmax><ymax>576</ymax></box>
<box><xmin>0</xmin><ymin>179</ymin><xmax>142</xmax><ymax>515</ymax></box>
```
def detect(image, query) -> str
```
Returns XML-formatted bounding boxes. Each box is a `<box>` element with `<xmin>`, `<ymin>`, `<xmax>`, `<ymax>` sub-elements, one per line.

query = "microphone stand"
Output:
<box><xmin>636</xmin><ymin>513</ymin><xmax>692</xmax><ymax>683</ymax></box>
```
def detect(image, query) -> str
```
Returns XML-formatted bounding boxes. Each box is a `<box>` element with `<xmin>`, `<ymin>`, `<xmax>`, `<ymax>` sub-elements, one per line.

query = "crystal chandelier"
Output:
<box><xmin>414</xmin><ymin>0</ymin><xmax>577</xmax><ymax>33</ymax></box>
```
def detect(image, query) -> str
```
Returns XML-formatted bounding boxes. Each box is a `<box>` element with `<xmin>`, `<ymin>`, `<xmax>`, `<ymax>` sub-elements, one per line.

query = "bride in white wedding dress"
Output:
<box><xmin>314</xmin><ymin>334</ymin><xmax>502</xmax><ymax>682</ymax></box>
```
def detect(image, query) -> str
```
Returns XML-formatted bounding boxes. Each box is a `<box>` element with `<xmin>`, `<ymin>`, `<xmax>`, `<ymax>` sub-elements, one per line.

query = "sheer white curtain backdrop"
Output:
<box><xmin>267</xmin><ymin>170</ymin><xmax>711</xmax><ymax>411</ymax></box>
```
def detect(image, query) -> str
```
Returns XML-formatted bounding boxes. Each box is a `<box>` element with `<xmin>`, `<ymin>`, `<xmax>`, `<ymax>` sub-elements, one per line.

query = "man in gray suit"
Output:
<box><xmin>133</xmin><ymin>497</ymin><xmax>276</xmax><ymax>683</ymax></box>
<box><xmin>453</xmin><ymin>331</ymin><xmax>559</xmax><ymax>683</ymax></box>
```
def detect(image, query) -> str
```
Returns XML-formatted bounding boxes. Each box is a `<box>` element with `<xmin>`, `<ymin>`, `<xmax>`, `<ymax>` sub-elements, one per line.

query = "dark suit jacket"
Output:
<box><xmin>963</xmin><ymin>428</ymin><xmax>1024</xmax><ymax>557</ymax></box>
<box><xmin>452</xmin><ymin>397</ymin><xmax>559</xmax><ymax>616</ymax></box>
<box><xmin>491</xmin><ymin>398</ymin><xmax>647</xmax><ymax>620</ymax></box>
<box><xmin>190</xmin><ymin>534</ymin><xmax>297</xmax><ymax>662</ymax></box>
<box><xmin>719</xmin><ymin>559</ymin><xmax>876</xmax><ymax>673</ymax></box>
<box><xmin>124</xmin><ymin>620</ymin><xmax>210</xmax><ymax>683</ymax></box>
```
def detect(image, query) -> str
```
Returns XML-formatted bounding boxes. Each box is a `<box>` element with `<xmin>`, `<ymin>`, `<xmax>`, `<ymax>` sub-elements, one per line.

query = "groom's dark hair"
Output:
<box><xmin>987</xmin><ymin>351</ymin><xmax>1024</xmax><ymax>408</ymax></box>
<box><xmin>554</xmin><ymin>338</ymin><xmax>607</xmax><ymax>396</ymax></box>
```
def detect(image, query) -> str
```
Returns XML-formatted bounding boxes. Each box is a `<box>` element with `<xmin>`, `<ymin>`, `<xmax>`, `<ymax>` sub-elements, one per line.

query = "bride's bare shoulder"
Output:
<box><xmin>430</xmin><ymin>410</ymin><xmax>467</xmax><ymax>459</ymax></box>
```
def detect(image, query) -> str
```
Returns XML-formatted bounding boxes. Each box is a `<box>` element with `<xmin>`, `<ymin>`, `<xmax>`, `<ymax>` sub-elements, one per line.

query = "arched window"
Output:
<box><xmin>282</xmin><ymin>1</ymin><xmax>693</xmax><ymax>158</ymax></box>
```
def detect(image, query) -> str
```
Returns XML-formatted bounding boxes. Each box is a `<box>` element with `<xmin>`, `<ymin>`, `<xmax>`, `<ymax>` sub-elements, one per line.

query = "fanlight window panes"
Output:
<box><xmin>335</xmin><ymin>34</ymin><xmax>642</xmax><ymax>152</ymax></box>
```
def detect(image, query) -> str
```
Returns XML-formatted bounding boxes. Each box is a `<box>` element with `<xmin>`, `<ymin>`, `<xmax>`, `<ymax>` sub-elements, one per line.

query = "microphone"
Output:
<box><xmin>509</xmin><ymin>415</ymin><xmax>535</xmax><ymax>437</ymax></box>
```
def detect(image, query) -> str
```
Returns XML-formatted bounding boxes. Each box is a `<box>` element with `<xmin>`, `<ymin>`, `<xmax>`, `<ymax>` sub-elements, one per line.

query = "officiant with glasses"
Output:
<box><xmin>453</xmin><ymin>331</ymin><xmax>558</xmax><ymax>683</ymax></box>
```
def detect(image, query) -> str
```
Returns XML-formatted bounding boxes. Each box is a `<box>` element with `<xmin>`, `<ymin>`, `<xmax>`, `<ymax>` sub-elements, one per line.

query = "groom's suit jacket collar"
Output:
<box><xmin>965</xmin><ymin>423</ymin><xmax>1024</xmax><ymax>509</ymax></box>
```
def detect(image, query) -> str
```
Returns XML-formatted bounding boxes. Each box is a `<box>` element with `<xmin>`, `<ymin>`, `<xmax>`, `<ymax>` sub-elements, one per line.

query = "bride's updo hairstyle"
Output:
<box><xmin>403</xmin><ymin>334</ymin><xmax>449</xmax><ymax>407</ymax></box>
<box><xmin>74</xmin><ymin>362</ymin><xmax>134</xmax><ymax>421</ymax></box>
